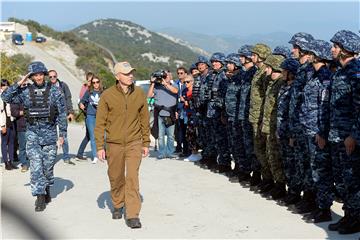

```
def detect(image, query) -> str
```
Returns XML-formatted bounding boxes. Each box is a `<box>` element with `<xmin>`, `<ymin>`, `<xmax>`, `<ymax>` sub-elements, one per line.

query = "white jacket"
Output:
<box><xmin>0</xmin><ymin>91</ymin><xmax>15</xmax><ymax>127</ymax></box>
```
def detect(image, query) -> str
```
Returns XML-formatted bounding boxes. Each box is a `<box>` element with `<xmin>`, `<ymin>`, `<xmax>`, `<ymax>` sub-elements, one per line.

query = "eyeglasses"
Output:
<box><xmin>92</xmin><ymin>81</ymin><xmax>100</xmax><ymax>84</ymax></box>
<box><xmin>49</xmin><ymin>76</ymin><xmax>57</xmax><ymax>79</ymax></box>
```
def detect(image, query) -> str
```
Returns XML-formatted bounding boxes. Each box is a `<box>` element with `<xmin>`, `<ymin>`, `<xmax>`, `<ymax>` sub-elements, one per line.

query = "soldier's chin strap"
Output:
<box><xmin>32</xmin><ymin>79</ymin><xmax>46</xmax><ymax>88</ymax></box>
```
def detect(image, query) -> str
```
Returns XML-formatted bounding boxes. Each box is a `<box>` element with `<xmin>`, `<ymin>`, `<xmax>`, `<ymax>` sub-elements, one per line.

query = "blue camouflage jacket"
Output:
<box><xmin>1</xmin><ymin>81</ymin><xmax>67</xmax><ymax>145</ymax></box>
<box><xmin>207</xmin><ymin>69</ymin><xmax>228</xmax><ymax>118</ymax></box>
<box><xmin>329</xmin><ymin>58</ymin><xmax>360</xmax><ymax>143</ymax></box>
<box><xmin>288</xmin><ymin>61</ymin><xmax>314</xmax><ymax>137</ymax></box>
<box><xmin>277</xmin><ymin>83</ymin><xmax>292</xmax><ymax>139</ymax></box>
<box><xmin>224</xmin><ymin>69</ymin><xmax>242</xmax><ymax>121</ymax></box>
<box><xmin>238</xmin><ymin>66</ymin><xmax>257</xmax><ymax>121</ymax></box>
<box><xmin>300</xmin><ymin>65</ymin><xmax>331</xmax><ymax>138</ymax></box>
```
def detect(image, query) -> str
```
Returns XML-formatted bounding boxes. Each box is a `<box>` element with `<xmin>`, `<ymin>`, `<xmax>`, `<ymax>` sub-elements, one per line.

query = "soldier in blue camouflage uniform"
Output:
<box><xmin>224</xmin><ymin>53</ymin><xmax>245</xmax><ymax>179</ymax></box>
<box><xmin>261</xmin><ymin>54</ymin><xmax>287</xmax><ymax>199</ymax></box>
<box><xmin>298</xmin><ymin>39</ymin><xmax>333</xmax><ymax>222</ymax></box>
<box><xmin>276</xmin><ymin>58</ymin><xmax>301</xmax><ymax>205</ymax></box>
<box><xmin>273</xmin><ymin>46</ymin><xmax>292</xmax><ymax>59</ymax></box>
<box><xmin>2</xmin><ymin>61</ymin><xmax>67</xmax><ymax>212</ymax></box>
<box><xmin>194</xmin><ymin>56</ymin><xmax>217</xmax><ymax>168</ymax></box>
<box><xmin>237</xmin><ymin>45</ymin><xmax>261</xmax><ymax>185</ymax></box>
<box><xmin>327</xmin><ymin>30</ymin><xmax>360</xmax><ymax>234</ymax></box>
<box><xmin>287</xmin><ymin>32</ymin><xmax>316</xmax><ymax>213</ymax></box>
<box><xmin>207</xmin><ymin>52</ymin><xmax>232</xmax><ymax>173</ymax></box>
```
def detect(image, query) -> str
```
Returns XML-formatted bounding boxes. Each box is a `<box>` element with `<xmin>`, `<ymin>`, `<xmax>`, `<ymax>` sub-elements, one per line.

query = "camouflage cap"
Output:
<box><xmin>280</xmin><ymin>58</ymin><xmax>300</xmax><ymax>75</ymax></box>
<box><xmin>264</xmin><ymin>54</ymin><xmax>285</xmax><ymax>72</ymax></box>
<box><xmin>251</xmin><ymin>43</ymin><xmax>272</xmax><ymax>60</ymax></box>
<box><xmin>189</xmin><ymin>63</ymin><xmax>198</xmax><ymax>72</ymax></box>
<box><xmin>238</xmin><ymin>44</ymin><xmax>253</xmax><ymax>58</ymax></box>
<box><xmin>302</xmin><ymin>39</ymin><xmax>332</xmax><ymax>61</ymax></box>
<box><xmin>195</xmin><ymin>55</ymin><xmax>211</xmax><ymax>67</ymax></box>
<box><xmin>288</xmin><ymin>32</ymin><xmax>314</xmax><ymax>48</ymax></box>
<box><xmin>330</xmin><ymin>30</ymin><xmax>360</xmax><ymax>53</ymax></box>
<box><xmin>225</xmin><ymin>53</ymin><xmax>241</xmax><ymax>67</ymax></box>
<box><xmin>273</xmin><ymin>45</ymin><xmax>291</xmax><ymax>58</ymax></box>
<box><xmin>210</xmin><ymin>52</ymin><xmax>226</xmax><ymax>64</ymax></box>
<box><xmin>28</xmin><ymin>61</ymin><xmax>48</xmax><ymax>77</ymax></box>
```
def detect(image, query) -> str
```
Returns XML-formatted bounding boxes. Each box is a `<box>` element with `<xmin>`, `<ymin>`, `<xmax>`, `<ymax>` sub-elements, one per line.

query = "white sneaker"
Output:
<box><xmin>189</xmin><ymin>153</ymin><xmax>202</xmax><ymax>162</ymax></box>
<box><xmin>92</xmin><ymin>157</ymin><xmax>98</xmax><ymax>164</ymax></box>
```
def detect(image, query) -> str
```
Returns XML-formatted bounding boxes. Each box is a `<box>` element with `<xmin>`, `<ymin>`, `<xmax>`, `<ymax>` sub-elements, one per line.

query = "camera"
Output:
<box><xmin>151</xmin><ymin>70</ymin><xmax>167</xmax><ymax>84</ymax></box>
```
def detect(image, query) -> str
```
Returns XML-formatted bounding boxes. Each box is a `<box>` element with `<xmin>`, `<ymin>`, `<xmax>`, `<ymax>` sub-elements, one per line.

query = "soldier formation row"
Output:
<box><xmin>183</xmin><ymin>30</ymin><xmax>360</xmax><ymax>235</ymax></box>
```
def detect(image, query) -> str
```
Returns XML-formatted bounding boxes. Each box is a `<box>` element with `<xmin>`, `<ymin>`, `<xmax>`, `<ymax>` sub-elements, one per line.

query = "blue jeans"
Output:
<box><xmin>17</xmin><ymin>131</ymin><xmax>28</xmax><ymax>167</ymax></box>
<box><xmin>1</xmin><ymin>122</ymin><xmax>15</xmax><ymax>163</ymax></box>
<box><xmin>77</xmin><ymin>124</ymin><xmax>90</xmax><ymax>157</ymax></box>
<box><xmin>158</xmin><ymin>116</ymin><xmax>175</xmax><ymax>157</ymax></box>
<box><xmin>61</xmin><ymin>136</ymin><xmax>70</xmax><ymax>161</ymax></box>
<box><xmin>86</xmin><ymin>115</ymin><xmax>97</xmax><ymax>159</ymax></box>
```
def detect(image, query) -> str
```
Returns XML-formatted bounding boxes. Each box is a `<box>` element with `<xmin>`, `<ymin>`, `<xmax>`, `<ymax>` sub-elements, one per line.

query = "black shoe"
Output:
<box><xmin>294</xmin><ymin>199</ymin><xmax>317</xmax><ymax>214</ymax></box>
<box><xmin>257</xmin><ymin>179</ymin><xmax>274</xmax><ymax>194</ymax></box>
<box><xmin>5</xmin><ymin>162</ymin><xmax>13</xmax><ymax>170</ymax></box>
<box><xmin>308</xmin><ymin>209</ymin><xmax>332</xmax><ymax>223</ymax></box>
<box><xmin>126</xmin><ymin>218</ymin><xmax>142</xmax><ymax>229</ymax></box>
<box><xmin>112</xmin><ymin>208</ymin><xmax>123</xmax><ymax>219</ymax></box>
<box><xmin>75</xmin><ymin>155</ymin><xmax>87</xmax><ymax>161</ymax></box>
<box><xmin>45</xmin><ymin>186</ymin><xmax>51</xmax><ymax>204</ymax></box>
<box><xmin>269</xmin><ymin>182</ymin><xmax>287</xmax><ymax>200</ymax></box>
<box><xmin>338</xmin><ymin>216</ymin><xmax>360</xmax><ymax>234</ymax></box>
<box><xmin>250</xmin><ymin>171</ymin><xmax>261</xmax><ymax>186</ymax></box>
<box><xmin>35</xmin><ymin>195</ymin><xmax>46</xmax><ymax>212</ymax></box>
<box><xmin>11</xmin><ymin>162</ymin><xmax>18</xmax><ymax>169</ymax></box>
<box><xmin>238</xmin><ymin>172</ymin><xmax>251</xmax><ymax>183</ymax></box>
<box><xmin>214</xmin><ymin>165</ymin><xmax>232</xmax><ymax>174</ymax></box>
<box><xmin>195</xmin><ymin>158</ymin><xmax>208</xmax><ymax>166</ymax></box>
<box><xmin>328</xmin><ymin>214</ymin><xmax>351</xmax><ymax>231</ymax></box>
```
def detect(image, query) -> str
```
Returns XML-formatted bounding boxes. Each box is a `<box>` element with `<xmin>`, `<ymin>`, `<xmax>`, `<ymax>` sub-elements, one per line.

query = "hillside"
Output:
<box><xmin>157</xmin><ymin>28</ymin><xmax>293</xmax><ymax>54</ymax></box>
<box><xmin>73</xmin><ymin>19</ymin><xmax>200</xmax><ymax>79</ymax></box>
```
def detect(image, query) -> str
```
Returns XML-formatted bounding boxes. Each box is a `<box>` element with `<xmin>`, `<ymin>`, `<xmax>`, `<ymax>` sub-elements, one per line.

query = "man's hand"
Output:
<box><xmin>344</xmin><ymin>136</ymin><xmax>357</xmax><ymax>156</ymax></box>
<box><xmin>18</xmin><ymin>73</ymin><xmax>31</xmax><ymax>86</ymax></box>
<box><xmin>79</xmin><ymin>103</ymin><xmax>85</xmax><ymax>111</ymax></box>
<box><xmin>67</xmin><ymin>113</ymin><xmax>75</xmax><ymax>122</ymax></box>
<box><xmin>142</xmin><ymin>147</ymin><xmax>149</xmax><ymax>157</ymax></box>
<box><xmin>97</xmin><ymin>149</ymin><xmax>107</xmax><ymax>162</ymax></box>
<box><xmin>315</xmin><ymin>134</ymin><xmax>326</xmax><ymax>149</ymax></box>
<box><xmin>57</xmin><ymin>137</ymin><xmax>64</xmax><ymax>147</ymax></box>
<box><xmin>1</xmin><ymin>127</ymin><xmax>6</xmax><ymax>135</ymax></box>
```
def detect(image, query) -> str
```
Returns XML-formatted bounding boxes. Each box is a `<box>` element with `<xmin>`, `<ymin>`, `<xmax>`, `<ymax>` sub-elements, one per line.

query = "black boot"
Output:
<box><xmin>45</xmin><ymin>186</ymin><xmax>51</xmax><ymax>204</ymax></box>
<box><xmin>249</xmin><ymin>171</ymin><xmax>262</xmax><ymax>188</ymax></box>
<box><xmin>35</xmin><ymin>195</ymin><xmax>46</xmax><ymax>212</ymax></box>
<box><xmin>5</xmin><ymin>162</ymin><xmax>13</xmax><ymax>170</ymax></box>
<box><xmin>280</xmin><ymin>192</ymin><xmax>301</xmax><ymax>206</ymax></box>
<box><xmin>214</xmin><ymin>165</ymin><xmax>232</xmax><ymax>174</ymax></box>
<box><xmin>238</xmin><ymin>172</ymin><xmax>251</xmax><ymax>183</ymax></box>
<box><xmin>328</xmin><ymin>211</ymin><xmax>351</xmax><ymax>231</ymax></box>
<box><xmin>312</xmin><ymin>209</ymin><xmax>332</xmax><ymax>223</ymax></box>
<box><xmin>338</xmin><ymin>215</ymin><xmax>360</xmax><ymax>234</ymax></box>
<box><xmin>269</xmin><ymin>182</ymin><xmax>287</xmax><ymax>200</ymax></box>
<box><xmin>257</xmin><ymin>179</ymin><xmax>274</xmax><ymax>194</ymax></box>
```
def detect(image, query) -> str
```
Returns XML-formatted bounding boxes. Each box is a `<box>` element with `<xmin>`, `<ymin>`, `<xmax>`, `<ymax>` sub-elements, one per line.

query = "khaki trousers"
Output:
<box><xmin>107</xmin><ymin>140</ymin><xmax>142</xmax><ymax>219</ymax></box>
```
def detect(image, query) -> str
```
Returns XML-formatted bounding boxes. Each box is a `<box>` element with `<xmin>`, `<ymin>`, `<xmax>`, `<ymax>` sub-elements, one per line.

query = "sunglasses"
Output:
<box><xmin>92</xmin><ymin>81</ymin><xmax>100</xmax><ymax>84</ymax></box>
<box><xmin>49</xmin><ymin>76</ymin><xmax>57</xmax><ymax>79</ymax></box>
<box><xmin>184</xmin><ymin>81</ymin><xmax>192</xmax><ymax>84</ymax></box>
<box><xmin>177</xmin><ymin>72</ymin><xmax>185</xmax><ymax>75</ymax></box>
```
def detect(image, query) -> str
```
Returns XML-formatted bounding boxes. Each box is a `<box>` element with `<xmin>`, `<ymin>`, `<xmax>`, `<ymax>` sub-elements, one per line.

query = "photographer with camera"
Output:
<box><xmin>147</xmin><ymin>70</ymin><xmax>179</xmax><ymax>159</ymax></box>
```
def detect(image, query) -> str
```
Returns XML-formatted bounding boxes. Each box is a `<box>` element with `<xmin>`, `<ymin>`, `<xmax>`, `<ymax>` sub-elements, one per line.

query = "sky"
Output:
<box><xmin>1</xmin><ymin>0</ymin><xmax>359</xmax><ymax>40</ymax></box>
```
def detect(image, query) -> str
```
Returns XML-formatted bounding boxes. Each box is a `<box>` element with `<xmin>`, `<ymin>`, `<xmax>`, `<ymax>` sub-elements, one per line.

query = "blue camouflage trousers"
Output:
<box><xmin>240</xmin><ymin>120</ymin><xmax>260</xmax><ymax>172</ymax></box>
<box><xmin>307</xmin><ymin>135</ymin><xmax>334</xmax><ymax>209</ymax></box>
<box><xmin>211</xmin><ymin>117</ymin><xmax>231</xmax><ymax>166</ymax></box>
<box><xmin>293</xmin><ymin>130</ymin><xmax>312</xmax><ymax>192</ymax></box>
<box><xmin>201</xmin><ymin>117</ymin><xmax>217</xmax><ymax>162</ymax></box>
<box><xmin>330</xmin><ymin>142</ymin><xmax>360</xmax><ymax>217</ymax></box>
<box><xmin>279</xmin><ymin>138</ymin><xmax>301</xmax><ymax>195</ymax></box>
<box><xmin>227</xmin><ymin>120</ymin><xmax>247</xmax><ymax>172</ymax></box>
<box><xmin>27</xmin><ymin>140</ymin><xmax>57</xmax><ymax>196</ymax></box>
